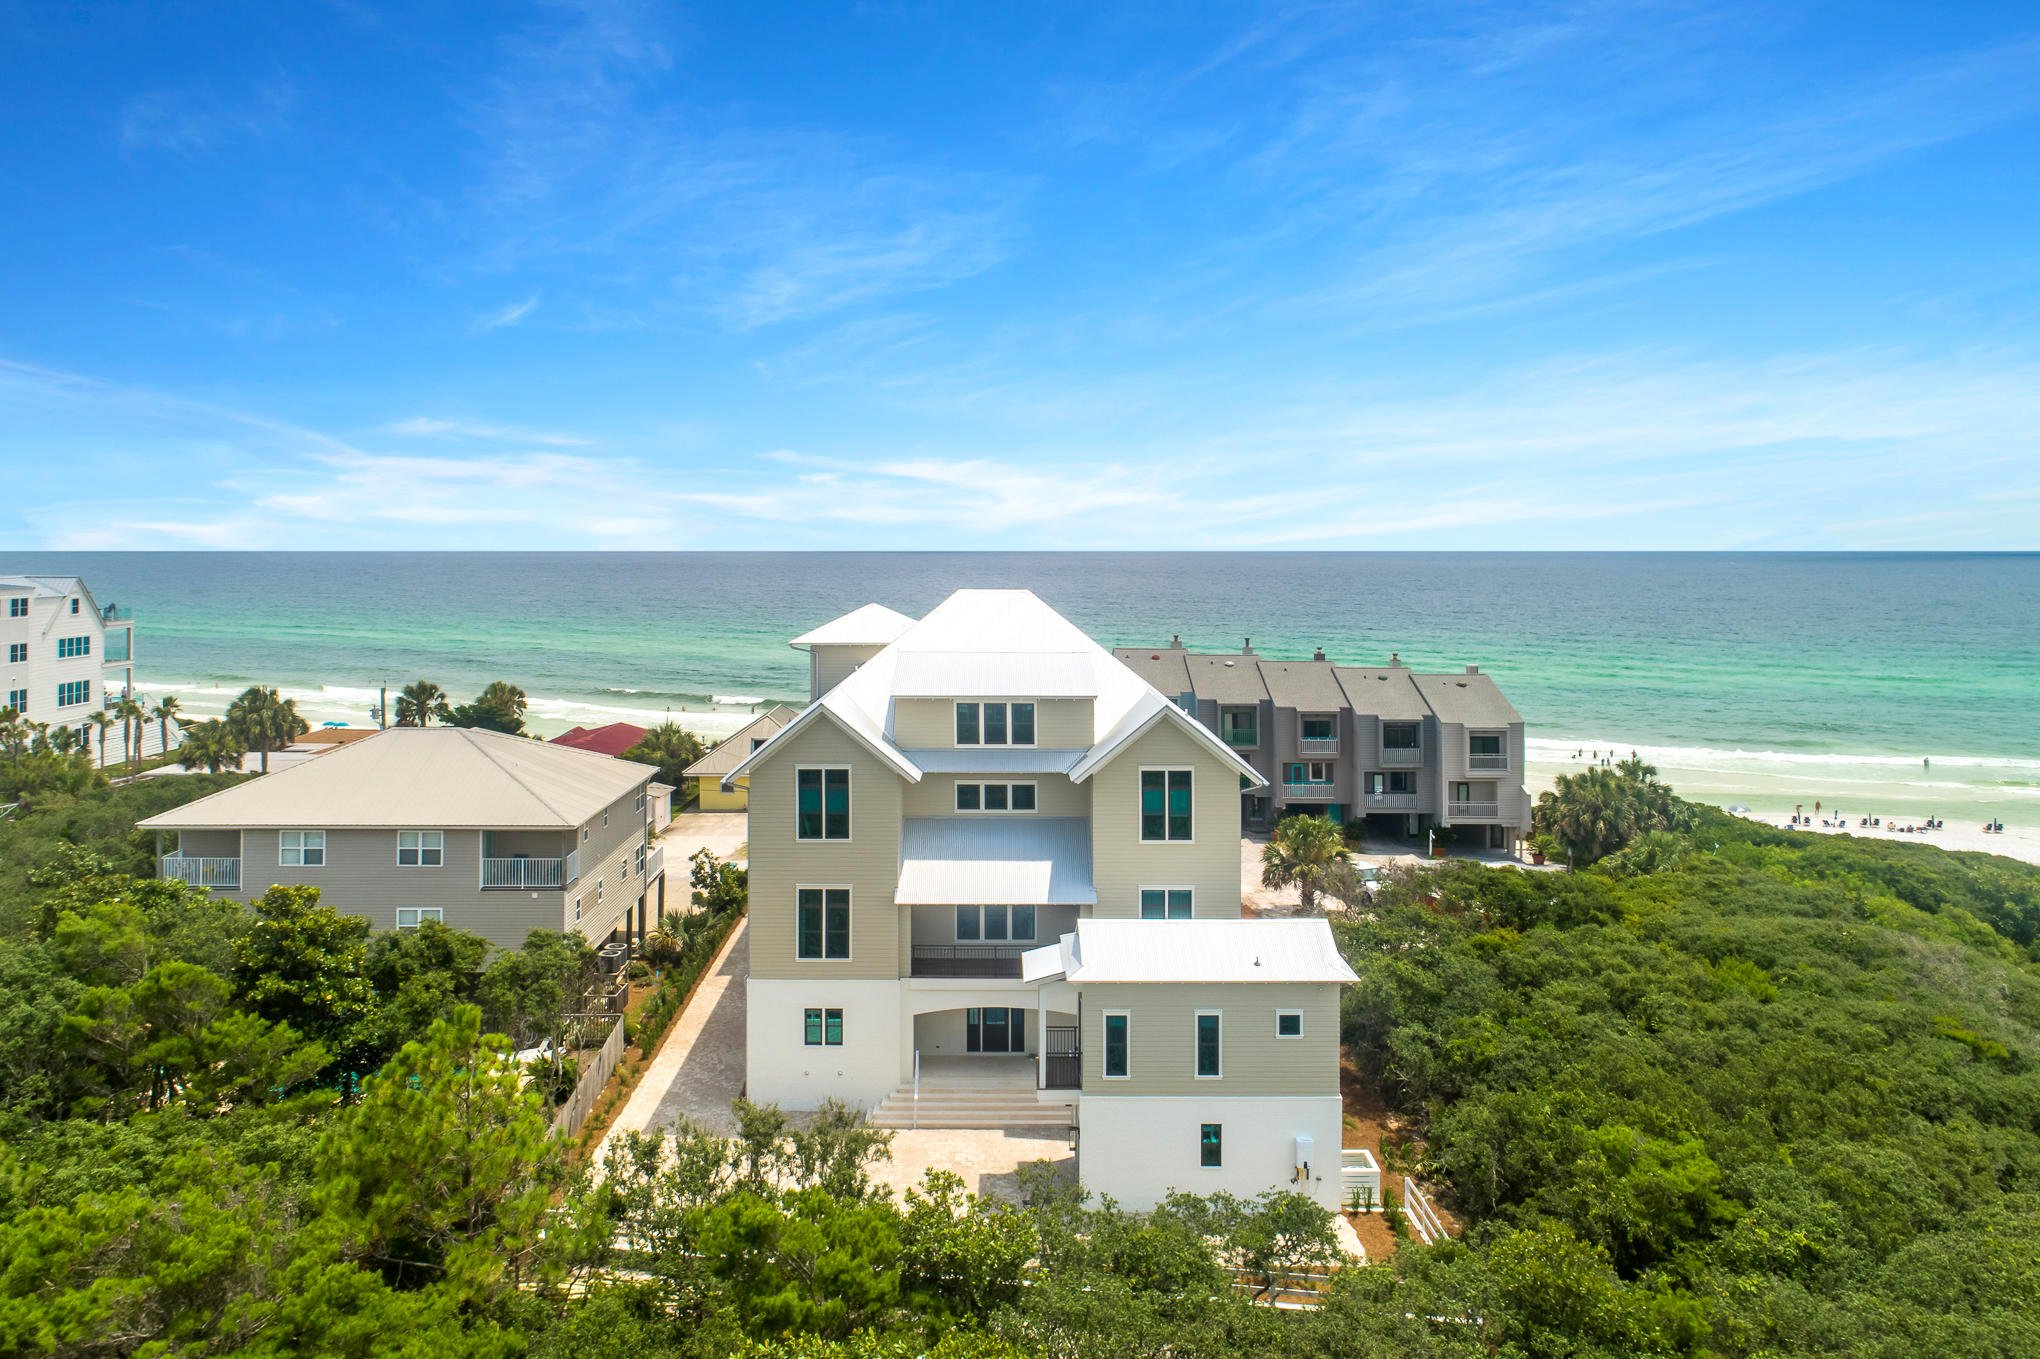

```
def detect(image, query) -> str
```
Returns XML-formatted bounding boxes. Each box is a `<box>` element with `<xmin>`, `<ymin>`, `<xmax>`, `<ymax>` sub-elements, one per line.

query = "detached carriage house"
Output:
<box><xmin>139</xmin><ymin>727</ymin><xmax>667</xmax><ymax>954</ymax></box>
<box><xmin>722</xmin><ymin>590</ymin><xmax>1357</xmax><ymax>1211</ymax></box>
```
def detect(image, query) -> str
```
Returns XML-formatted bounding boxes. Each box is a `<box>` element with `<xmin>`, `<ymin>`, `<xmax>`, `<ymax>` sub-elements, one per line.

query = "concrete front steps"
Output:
<box><xmin>870</xmin><ymin>1084</ymin><xmax>1074</xmax><ymax>1130</ymax></box>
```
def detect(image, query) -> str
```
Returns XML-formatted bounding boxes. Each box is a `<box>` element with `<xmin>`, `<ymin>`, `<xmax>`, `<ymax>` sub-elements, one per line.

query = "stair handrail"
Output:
<box><xmin>912</xmin><ymin>1049</ymin><xmax>921</xmax><ymax>1130</ymax></box>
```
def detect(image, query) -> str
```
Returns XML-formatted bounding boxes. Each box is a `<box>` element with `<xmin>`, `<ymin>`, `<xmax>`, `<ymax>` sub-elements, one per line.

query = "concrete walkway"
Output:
<box><xmin>598</xmin><ymin>915</ymin><xmax>749</xmax><ymax>1146</ymax></box>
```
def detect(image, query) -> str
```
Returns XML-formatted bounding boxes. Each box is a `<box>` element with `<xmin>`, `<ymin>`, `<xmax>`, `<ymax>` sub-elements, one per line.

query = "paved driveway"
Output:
<box><xmin>599</xmin><ymin>916</ymin><xmax>749</xmax><ymax>1143</ymax></box>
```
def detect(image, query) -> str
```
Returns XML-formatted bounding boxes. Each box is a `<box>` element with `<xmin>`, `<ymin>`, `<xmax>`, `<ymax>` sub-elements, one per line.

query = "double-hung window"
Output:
<box><xmin>56</xmin><ymin>680</ymin><xmax>90</xmax><ymax>707</ymax></box>
<box><xmin>56</xmin><ymin>636</ymin><xmax>90</xmax><ymax>659</ymax></box>
<box><xmin>635</xmin><ymin>845</ymin><xmax>646</xmax><ymax>874</ymax></box>
<box><xmin>6</xmin><ymin>597</ymin><xmax>25</xmax><ymax>618</ymax></box>
<box><xmin>797</xmin><ymin>887</ymin><xmax>851</xmax><ymax>960</ymax></box>
<box><xmin>954</xmin><ymin>904</ymin><xmax>1035</xmax><ymax>942</ymax></box>
<box><xmin>796</xmin><ymin>768</ymin><xmax>851</xmax><ymax>840</ymax></box>
<box><xmin>397</xmin><ymin>830</ymin><xmax>443</xmax><ymax>866</ymax></box>
<box><xmin>6</xmin><ymin>643</ymin><xmax>24</xmax><ymax>663</ymax></box>
<box><xmin>955</xmin><ymin>781</ymin><xmax>1036</xmax><ymax>813</ymax></box>
<box><xmin>396</xmin><ymin>907</ymin><xmax>445</xmax><ymax>929</ymax></box>
<box><xmin>1102</xmin><ymin>1012</ymin><xmax>1130</xmax><ymax>1078</ymax></box>
<box><xmin>803</xmin><ymin>1007</ymin><xmax>844</xmax><ymax>1046</ymax></box>
<box><xmin>280</xmin><ymin>830</ymin><xmax>326</xmax><ymax>867</ymax></box>
<box><xmin>1139</xmin><ymin>769</ymin><xmax>1193</xmax><ymax>841</ymax></box>
<box><xmin>1140</xmin><ymin>888</ymin><xmax>1192</xmax><ymax>920</ymax></box>
<box><xmin>5</xmin><ymin>689</ymin><xmax>26</xmax><ymax>713</ymax></box>
<box><xmin>1194</xmin><ymin>1012</ymin><xmax>1222</xmax><ymax>1078</ymax></box>
<box><xmin>955</xmin><ymin>701</ymin><xmax>1035</xmax><ymax>746</ymax></box>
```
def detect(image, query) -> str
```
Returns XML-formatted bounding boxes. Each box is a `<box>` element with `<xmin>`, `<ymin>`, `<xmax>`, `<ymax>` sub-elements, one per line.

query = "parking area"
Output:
<box><xmin>873</xmin><ymin>1128</ymin><xmax>1076</xmax><ymax>1205</ymax></box>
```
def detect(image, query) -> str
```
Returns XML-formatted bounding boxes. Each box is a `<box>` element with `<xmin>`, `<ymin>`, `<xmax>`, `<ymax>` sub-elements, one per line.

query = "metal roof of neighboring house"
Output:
<box><xmin>139</xmin><ymin>727</ymin><xmax>653</xmax><ymax>831</ymax></box>
<box><xmin>891</xmin><ymin>651</ymin><xmax>1099</xmax><ymax>698</ymax></box>
<box><xmin>1047</xmin><ymin>918</ymin><xmax>1359</xmax><ymax>984</ymax></box>
<box><xmin>894</xmin><ymin>816</ymin><xmax>1096</xmax><ymax>906</ymax></box>
<box><xmin>1332</xmin><ymin>668</ymin><xmax>1434</xmax><ymax>720</ymax></box>
<box><xmin>725</xmin><ymin>591</ymin><xmax>1265</xmax><ymax>791</ymax></box>
<box><xmin>788</xmin><ymin>603</ymin><xmax>918</xmax><ymax>648</ymax></box>
<box><xmin>903</xmin><ymin>748</ymin><xmax>1087</xmax><ymax>775</ymax></box>
<box><xmin>550</xmin><ymin>721</ymin><xmax>649</xmax><ymax>757</ymax></box>
<box><xmin>684</xmin><ymin>705</ymin><xmax>800</xmax><ymax>778</ymax></box>
<box><xmin>0</xmin><ymin>574</ymin><xmax>82</xmax><ymax>597</ymax></box>
<box><xmin>1259</xmin><ymin>660</ymin><xmax>1348</xmax><ymax>712</ymax></box>
<box><xmin>1413</xmin><ymin>671</ymin><xmax>1523</xmax><ymax>727</ymax></box>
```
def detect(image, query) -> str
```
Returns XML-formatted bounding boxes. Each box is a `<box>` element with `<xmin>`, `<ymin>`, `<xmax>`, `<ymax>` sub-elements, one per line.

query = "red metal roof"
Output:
<box><xmin>548</xmin><ymin>722</ymin><xmax>647</xmax><ymax>757</ymax></box>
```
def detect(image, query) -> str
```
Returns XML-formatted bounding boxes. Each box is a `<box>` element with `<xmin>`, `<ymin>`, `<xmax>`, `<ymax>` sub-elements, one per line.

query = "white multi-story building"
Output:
<box><xmin>720</xmin><ymin>589</ymin><xmax>1358</xmax><ymax>1211</ymax></box>
<box><xmin>0</xmin><ymin>574</ymin><xmax>140</xmax><ymax>753</ymax></box>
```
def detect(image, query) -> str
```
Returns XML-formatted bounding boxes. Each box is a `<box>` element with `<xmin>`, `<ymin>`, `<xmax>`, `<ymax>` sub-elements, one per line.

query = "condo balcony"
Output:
<box><xmin>482</xmin><ymin>856</ymin><xmax>566</xmax><ymax>889</ymax></box>
<box><xmin>1448</xmin><ymin>799</ymin><xmax>1501</xmax><ymax>820</ymax></box>
<box><xmin>1379</xmin><ymin>745</ymin><xmax>1423</xmax><ymax>767</ymax></box>
<box><xmin>1281</xmin><ymin>771</ymin><xmax>1336</xmax><ymax>788</ymax></box>
<box><xmin>1221</xmin><ymin>723</ymin><xmax>1258</xmax><ymax>749</ymax></box>
<box><xmin>910</xmin><ymin>944</ymin><xmax>1028</xmax><ymax>979</ymax></box>
<box><xmin>1363</xmin><ymin>792</ymin><xmax>1418</xmax><ymax>811</ymax></box>
<box><xmin>1467</xmin><ymin>753</ymin><xmax>1508</xmax><ymax>771</ymax></box>
<box><xmin>1298</xmin><ymin>736</ymin><xmax>1339</xmax><ymax>756</ymax></box>
<box><xmin>161</xmin><ymin>856</ymin><xmax>240</xmax><ymax>890</ymax></box>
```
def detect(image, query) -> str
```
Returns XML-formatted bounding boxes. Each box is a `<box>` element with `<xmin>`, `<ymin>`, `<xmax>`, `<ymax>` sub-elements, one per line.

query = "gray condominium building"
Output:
<box><xmin>1113</xmin><ymin>638</ymin><xmax>1531</xmax><ymax>851</ymax></box>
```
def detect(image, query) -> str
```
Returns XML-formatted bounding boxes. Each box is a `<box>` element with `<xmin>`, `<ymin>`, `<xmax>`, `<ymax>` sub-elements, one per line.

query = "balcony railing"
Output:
<box><xmin>1221</xmin><ymin>727</ymin><xmax>1258</xmax><ymax>748</ymax></box>
<box><xmin>1281</xmin><ymin>775</ymin><xmax>1336</xmax><ymax>788</ymax></box>
<box><xmin>1298</xmin><ymin>737</ymin><xmax>1339</xmax><ymax>756</ymax></box>
<box><xmin>566</xmin><ymin>847</ymin><xmax>581</xmax><ymax>885</ymax></box>
<box><xmin>162</xmin><ymin>856</ymin><xmax>239</xmax><ymax>889</ymax></box>
<box><xmin>645</xmin><ymin>843</ymin><xmax>664</xmax><ymax>880</ymax></box>
<box><xmin>483</xmin><ymin>856</ymin><xmax>564</xmax><ymax>889</ymax></box>
<box><xmin>1379</xmin><ymin>746</ymin><xmax>1423</xmax><ymax>767</ymax></box>
<box><xmin>911</xmin><ymin>945</ymin><xmax>1026</xmax><ymax>979</ymax></box>
<box><xmin>1468</xmin><ymin>753</ymin><xmax>1508</xmax><ymax>771</ymax></box>
<box><xmin>1364</xmin><ymin>792</ymin><xmax>1418</xmax><ymax>811</ymax></box>
<box><xmin>100</xmin><ymin>606</ymin><xmax>133</xmax><ymax>623</ymax></box>
<box><xmin>1448</xmin><ymin>800</ymin><xmax>1501</xmax><ymax>820</ymax></box>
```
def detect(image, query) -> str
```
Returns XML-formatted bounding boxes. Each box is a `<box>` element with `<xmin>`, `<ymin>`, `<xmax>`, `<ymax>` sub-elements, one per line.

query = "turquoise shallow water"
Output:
<box><xmin>12</xmin><ymin>552</ymin><xmax>2038</xmax><ymax>824</ymax></box>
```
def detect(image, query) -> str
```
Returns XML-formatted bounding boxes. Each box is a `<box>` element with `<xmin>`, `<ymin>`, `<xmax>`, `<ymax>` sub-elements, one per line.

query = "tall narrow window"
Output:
<box><xmin>955</xmin><ymin>904</ymin><xmax>980</xmax><ymax>940</ymax></box>
<box><xmin>1010</xmin><ymin>904</ymin><xmax>1036</xmax><ymax>939</ymax></box>
<box><xmin>1200</xmin><ymin>1124</ymin><xmax>1223</xmax><ymax>1168</ymax></box>
<box><xmin>1195</xmin><ymin>1012</ymin><xmax>1221</xmax><ymax>1077</ymax></box>
<box><xmin>1103</xmin><ymin>1012</ymin><xmax>1129</xmax><ymax>1078</ymax></box>
<box><xmin>983</xmin><ymin>702</ymin><xmax>1007</xmax><ymax>745</ymax></box>
<box><xmin>798</xmin><ymin>887</ymin><xmax>851</xmax><ymax>959</ymax></box>
<box><xmin>797</xmin><ymin>768</ymin><xmax>850</xmax><ymax>839</ymax></box>
<box><xmin>1140</xmin><ymin>769</ymin><xmax>1193</xmax><ymax>841</ymax></box>
<box><xmin>955</xmin><ymin>702</ymin><xmax>980</xmax><ymax>744</ymax></box>
<box><xmin>1011</xmin><ymin>703</ymin><xmax>1035</xmax><ymax>745</ymax></box>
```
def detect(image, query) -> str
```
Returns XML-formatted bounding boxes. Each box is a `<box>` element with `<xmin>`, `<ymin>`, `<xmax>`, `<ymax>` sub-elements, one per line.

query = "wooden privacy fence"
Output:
<box><xmin>553</xmin><ymin>1016</ymin><xmax>627</xmax><ymax>1137</ymax></box>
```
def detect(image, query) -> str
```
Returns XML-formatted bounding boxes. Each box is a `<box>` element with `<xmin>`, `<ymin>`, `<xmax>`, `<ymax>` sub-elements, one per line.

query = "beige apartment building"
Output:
<box><xmin>1115</xmin><ymin>638</ymin><xmax>1532</xmax><ymax>851</ymax></box>
<box><xmin>722</xmin><ymin>590</ymin><xmax>1356</xmax><ymax>1210</ymax></box>
<box><xmin>139</xmin><ymin>727</ymin><xmax>666</xmax><ymax>954</ymax></box>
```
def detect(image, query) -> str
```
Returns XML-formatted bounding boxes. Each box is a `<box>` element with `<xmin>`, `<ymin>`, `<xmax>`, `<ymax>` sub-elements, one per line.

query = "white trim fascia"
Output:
<box><xmin>722</xmin><ymin>700</ymin><xmax>922</xmax><ymax>788</ymax></box>
<box><xmin>1069</xmin><ymin>701</ymin><xmax>1265</xmax><ymax>787</ymax></box>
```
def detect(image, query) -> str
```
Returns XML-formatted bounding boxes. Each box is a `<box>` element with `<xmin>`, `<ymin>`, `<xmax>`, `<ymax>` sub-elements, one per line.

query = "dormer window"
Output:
<box><xmin>955</xmin><ymin>701</ymin><xmax>1035</xmax><ymax>747</ymax></box>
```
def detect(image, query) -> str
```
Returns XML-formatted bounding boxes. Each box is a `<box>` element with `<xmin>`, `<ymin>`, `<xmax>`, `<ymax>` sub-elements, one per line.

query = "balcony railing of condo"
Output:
<box><xmin>910</xmin><ymin>945</ymin><xmax>1027</xmax><ymax>979</ymax></box>
<box><xmin>162</xmin><ymin>856</ymin><xmax>240</xmax><ymax>889</ymax></box>
<box><xmin>1281</xmin><ymin>773</ymin><xmax>1336</xmax><ymax>787</ymax></box>
<box><xmin>1363</xmin><ymin>792</ymin><xmax>1418</xmax><ymax>811</ymax></box>
<box><xmin>1449</xmin><ymin>800</ymin><xmax>1501</xmax><ymax>819</ymax></box>
<box><xmin>1467</xmin><ymin>753</ymin><xmax>1508</xmax><ymax>771</ymax></box>
<box><xmin>483</xmin><ymin>856</ymin><xmax>565</xmax><ymax>889</ymax></box>
<box><xmin>1221</xmin><ymin>724</ymin><xmax>1258</xmax><ymax>748</ymax></box>
<box><xmin>1298</xmin><ymin>737</ymin><xmax>1339</xmax><ymax>756</ymax></box>
<box><xmin>1379</xmin><ymin>745</ymin><xmax>1423</xmax><ymax>767</ymax></box>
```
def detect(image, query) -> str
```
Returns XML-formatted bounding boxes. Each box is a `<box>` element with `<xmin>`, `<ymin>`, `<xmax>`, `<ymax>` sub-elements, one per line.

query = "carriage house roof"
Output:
<box><xmin>894</xmin><ymin>816</ymin><xmax>1096</xmax><ymax>906</ymax></box>
<box><xmin>138</xmin><ymin>727</ymin><xmax>654</xmax><ymax>831</ymax></box>
<box><xmin>1024</xmin><ymin>918</ymin><xmax>1360</xmax><ymax>985</ymax></box>
<box><xmin>683</xmin><ymin>705</ymin><xmax>801</xmax><ymax>779</ymax></box>
<box><xmin>724</xmin><ymin>590</ymin><xmax>1265</xmax><ymax>790</ymax></box>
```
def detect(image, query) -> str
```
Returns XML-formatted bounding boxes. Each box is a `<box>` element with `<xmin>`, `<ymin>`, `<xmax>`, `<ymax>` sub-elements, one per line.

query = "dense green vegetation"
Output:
<box><xmin>6</xmin><ymin>763</ymin><xmax>2040</xmax><ymax>1356</ymax></box>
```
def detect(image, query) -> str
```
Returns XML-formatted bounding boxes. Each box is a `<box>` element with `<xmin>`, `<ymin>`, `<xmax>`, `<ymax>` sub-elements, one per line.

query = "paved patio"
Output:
<box><xmin>873</xmin><ymin>1128</ymin><xmax>1076</xmax><ymax>1205</ymax></box>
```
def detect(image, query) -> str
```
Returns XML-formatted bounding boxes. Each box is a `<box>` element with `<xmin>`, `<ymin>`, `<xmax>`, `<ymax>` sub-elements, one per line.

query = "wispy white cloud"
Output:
<box><xmin>118</xmin><ymin>80</ymin><xmax>297</xmax><ymax>152</ymax></box>
<box><xmin>472</xmin><ymin>295</ymin><xmax>539</xmax><ymax>331</ymax></box>
<box><xmin>380</xmin><ymin>416</ymin><xmax>590</xmax><ymax>446</ymax></box>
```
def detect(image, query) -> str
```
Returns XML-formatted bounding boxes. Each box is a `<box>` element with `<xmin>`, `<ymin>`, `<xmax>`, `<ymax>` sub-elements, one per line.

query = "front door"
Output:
<box><xmin>965</xmin><ymin>1007</ymin><xmax>1027</xmax><ymax>1053</ymax></box>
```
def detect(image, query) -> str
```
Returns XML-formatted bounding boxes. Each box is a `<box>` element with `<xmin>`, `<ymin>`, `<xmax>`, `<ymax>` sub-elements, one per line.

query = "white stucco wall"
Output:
<box><xmin>745</xmin><ymin>977</ymin><xmax>903</xmax><ymax>1113</ymax></box>
<box><xmin>1077</xmin><ymin>1094</ymin><xmax>1344</xmax><ymax>1212</ymax></box>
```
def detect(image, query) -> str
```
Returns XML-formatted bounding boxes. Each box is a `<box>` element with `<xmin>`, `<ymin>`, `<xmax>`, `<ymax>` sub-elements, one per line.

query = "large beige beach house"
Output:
<box><xmin>721</xmin><ymin>589</ymin><xmax>1358</xmax><ymax>1210</ymax></box>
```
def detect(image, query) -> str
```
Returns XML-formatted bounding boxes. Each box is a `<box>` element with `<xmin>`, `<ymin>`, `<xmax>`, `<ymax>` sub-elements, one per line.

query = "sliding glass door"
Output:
<box><xmin>964</xmin><ymin>1007</ymin><xmax>1028</xmax><ymax>1053</ymax></box>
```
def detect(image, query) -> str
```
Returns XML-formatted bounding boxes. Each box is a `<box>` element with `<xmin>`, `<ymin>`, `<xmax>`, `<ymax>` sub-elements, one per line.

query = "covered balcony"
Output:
<box><xmin>1363</xmin><ymin>792</ymin><xmax>1418</xmax><ymax>811</ymax></box>
<box><xmin>161</xmin><ymin>856</ymin><xmax>239</xmax><ymax>890</ymax></box>
<box><xmin>481</xmin><ymin>831</ymin><xmax>577</xmax><ymax>890</ymax></box>
<box><xmin>1448</xmin><ymin>800</ymin><xmax>1500</xmax><ymax>819</ymax></box>
<box><xmin>897</xmin><ymin>816</ymin><xmax>1093</xmax><ymax>982</ymax></box>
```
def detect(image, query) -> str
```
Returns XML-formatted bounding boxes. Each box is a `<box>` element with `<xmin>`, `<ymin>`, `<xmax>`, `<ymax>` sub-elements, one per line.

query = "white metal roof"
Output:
<box><xmin>890</xmin><ymin>651</ymin><xmax>1100</xmax><ymax>698</ymax></box>
<box><xmin>1021</xmin><ymin>935</ymin><xmax>1076</xmax><ymax>983</ymax></box>
<box><xmin>788</xmin><ymin>603</ymin><xmax>917</xmax><ymax>648</ymax></box>
<box><xmin>904</xmin><ymin>748</ymin><xmax>1087</xmax><ymax>775</ymax></box>
<box><xmin>0</xmin><ymin>574</ymin><xmax>81</xmax><ymax>597</ymax></box>
<box><xmin>1059</xmin><ymin>918</ymin><xmax>1359</xmax><ymax>984</ymax></box>
<box><xmin>683</xmin><ymin>705</ymin><xmax>800</xmax><ymax>778</ymax></box>
<box><xmin>894</xmin><ymin>816</ymin><xmax>1096</xmax><ymax>906</ymax></box>
<box><xmin>139</xmin><ymin>727</ymin><xmax>654</xmax><ymax>831</ymax></box>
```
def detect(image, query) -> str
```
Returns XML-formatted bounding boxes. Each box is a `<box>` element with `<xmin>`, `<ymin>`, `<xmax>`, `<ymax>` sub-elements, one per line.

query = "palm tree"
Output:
<box><xmin>1531</xmin><ymin>767</ymin><xmax>1643</xmax><ymax>867</ymax></box>
<box><xmin>225</xmin><ymin>686</ymin><xmax>309</xmax><ymax>774</ymax></box>
<box><xmin>396</xmin><ymin>680</ymin><xmax>450</xmax><ymax>727</ymax></box>
<box><xmin>148</xmin><ymin>696</ymin><xmax>183</xmax><ymax>761</ymax></box>
<box><xmin>115</xmin><ymin>695</ymin><xmax>147</xmax><ymax>774</ymax></box>
<box><xmin>621</xmin><ymin>722</ymin><xmax>707</xmax><ymax>793</ymax></box>
<box><xmin>49</xmin><ymin>724</ymin><xmax>79</xmax><ymax>755</ymax></box>
<box><xmin>1260</xmin><ymin>814</ymin><xmax>1355</xmax><ymax>913</ymax></box>
<box><xmin>87</xmin><ymin>710</ymin><xmax>115</xmax><ymax>769</ymax></box>
<box><xmin>178</xmin><ymin>720</ymin><xmax>247</xmax><ymax>774</ymax></box>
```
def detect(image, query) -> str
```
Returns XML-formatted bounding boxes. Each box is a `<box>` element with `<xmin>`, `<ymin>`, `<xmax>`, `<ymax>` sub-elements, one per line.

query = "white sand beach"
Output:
<box><xmin>1732</xmin><ymin>813</ymin><xmax>2040</xmax><ymax>867</ymax></box>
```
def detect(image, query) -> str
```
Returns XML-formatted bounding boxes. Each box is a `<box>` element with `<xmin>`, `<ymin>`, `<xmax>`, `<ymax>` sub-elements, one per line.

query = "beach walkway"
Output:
<box><xmin>598</xmin><ymin>916</ymin><xmax>749</xmax><ymax>1146</ymax></box>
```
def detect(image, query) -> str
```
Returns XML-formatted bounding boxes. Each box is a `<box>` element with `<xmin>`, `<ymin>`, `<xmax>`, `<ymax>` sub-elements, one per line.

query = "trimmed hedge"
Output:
<box><xmin>635</xmin><ymin>906</ymin><xmax>742</xmax><ymax>1050</ymax></box>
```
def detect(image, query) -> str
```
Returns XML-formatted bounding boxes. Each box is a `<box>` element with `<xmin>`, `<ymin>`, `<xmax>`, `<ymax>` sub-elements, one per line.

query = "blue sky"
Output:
<box><xmin>2</xmin><ymin>1</ymin><xmax>2037</xmax><ymax>550</ymax></box>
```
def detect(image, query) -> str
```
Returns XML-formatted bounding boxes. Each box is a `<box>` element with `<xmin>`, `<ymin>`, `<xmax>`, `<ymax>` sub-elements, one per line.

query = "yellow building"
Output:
<box><xmin>683</xmin><ymin>705</ymin><xmax>799</xmax><ymax>811</ymax></box>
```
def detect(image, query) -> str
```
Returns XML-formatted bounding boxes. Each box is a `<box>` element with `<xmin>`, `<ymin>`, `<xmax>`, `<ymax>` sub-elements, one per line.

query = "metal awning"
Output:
<box><xmin>895</xmin><ymin>816</ymin><xmax>1096</xmax><ymax>906</ymax></box>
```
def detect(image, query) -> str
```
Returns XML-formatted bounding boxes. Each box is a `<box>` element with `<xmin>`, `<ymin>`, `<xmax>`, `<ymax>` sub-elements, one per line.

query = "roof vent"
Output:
<box><xmin>1171</xmin><ymin>634</ymin><xmax>1184</xmax><ymax>649</ymax></box>
<box><xmin>1150</xmin><ymin>654</ymin><xmax>1161</xmax><ymax>660</ymax></box>
<box><xmin>1243</xmin><ymin>637</ymin><xmax>1256</xmax><ymax>654</ymax></box>
<box><xmin>1465</xmin><ymin>665</ymin><xmax>1479</xmax><ymax>675</ymax></box>
<box><xmin>1223</xmin><ymin>660</ymin><xmax>1235</xmax><ymax>668</ymax></box>
<box><xmin>1253</xmin><ymin>956</ymin><xmax>1262</xmax><ymax>967</ymax></box>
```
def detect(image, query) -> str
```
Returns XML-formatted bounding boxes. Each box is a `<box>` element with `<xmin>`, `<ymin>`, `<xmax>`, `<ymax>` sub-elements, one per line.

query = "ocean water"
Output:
<box><xmin>12</xmin><ymin>552</ymin><xmax>2038</xmax><ymax>826</ymax></box>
